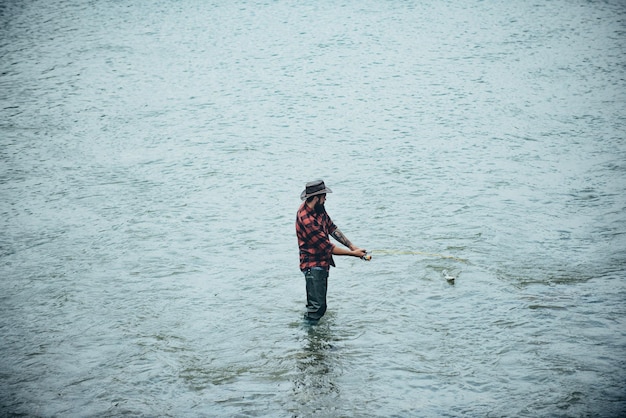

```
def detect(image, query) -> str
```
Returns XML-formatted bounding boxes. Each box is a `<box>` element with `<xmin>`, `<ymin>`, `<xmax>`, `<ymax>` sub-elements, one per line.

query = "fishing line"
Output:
<box><xmin>367</xmin><ymin>249</ymin><xmax>469</xmax><ymax>263</ymax></box>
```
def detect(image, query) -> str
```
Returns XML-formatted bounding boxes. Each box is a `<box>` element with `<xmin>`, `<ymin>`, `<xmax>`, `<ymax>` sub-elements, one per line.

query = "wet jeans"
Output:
<box><xmin>303</xmin><ymin>267</ymin><xmax>329</xmax><ymax>321</ymax></box>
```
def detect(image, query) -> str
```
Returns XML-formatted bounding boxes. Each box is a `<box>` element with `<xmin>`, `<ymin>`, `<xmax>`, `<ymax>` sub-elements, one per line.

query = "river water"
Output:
<box><xmin>1</xmin><ymin>0</ymin><xmax>625</xmax><ymax>416</ymax></box>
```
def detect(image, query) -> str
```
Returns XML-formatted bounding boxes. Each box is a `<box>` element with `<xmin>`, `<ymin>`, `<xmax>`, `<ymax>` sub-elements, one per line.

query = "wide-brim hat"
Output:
<box><xmin>300</xmin><ymin>180</ymin><xmax>333</xmax><ymax>201</ymax></box>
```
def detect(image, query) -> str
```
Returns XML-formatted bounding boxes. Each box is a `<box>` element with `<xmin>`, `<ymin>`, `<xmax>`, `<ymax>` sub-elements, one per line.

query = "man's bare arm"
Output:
<box><xmin>331</xmin><ymin>228</ymin><xmax>354</xmax><ymax>249</ymax></box>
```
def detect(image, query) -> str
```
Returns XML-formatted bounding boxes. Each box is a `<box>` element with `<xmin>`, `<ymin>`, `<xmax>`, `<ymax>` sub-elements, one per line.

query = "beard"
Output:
<box><xmin>314</xmin><ymin>201</ymin><xmax>325</xmax><ymax>214</ymax></box>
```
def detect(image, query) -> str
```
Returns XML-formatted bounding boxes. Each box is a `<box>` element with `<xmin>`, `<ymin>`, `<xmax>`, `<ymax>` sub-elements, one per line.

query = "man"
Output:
<box><xmin>295</xmin><ymin>180</ymin><xmax>367</xmax><ymax>322</ymax></box>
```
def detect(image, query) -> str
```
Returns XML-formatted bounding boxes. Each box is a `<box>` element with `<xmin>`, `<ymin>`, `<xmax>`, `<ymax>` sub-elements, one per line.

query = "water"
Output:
<box><xmin>1</xmin><ymin>0</ymin><xmax>625</xmax><ymax>416</ymax></box>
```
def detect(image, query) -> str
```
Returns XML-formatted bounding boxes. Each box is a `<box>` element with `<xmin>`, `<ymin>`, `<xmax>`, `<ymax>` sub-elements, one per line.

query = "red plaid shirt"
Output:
<box><xmin>296</xmin><ymin>202</ymin><xmax>337</xmax><ymax>271</ymax></box>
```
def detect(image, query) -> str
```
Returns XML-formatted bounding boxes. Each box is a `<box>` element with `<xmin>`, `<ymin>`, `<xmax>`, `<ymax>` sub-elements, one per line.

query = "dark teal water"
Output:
<box><xmin>1</xmin><ymin>1</ymin><xmax>625</xmax><ymax>416</ymax></box>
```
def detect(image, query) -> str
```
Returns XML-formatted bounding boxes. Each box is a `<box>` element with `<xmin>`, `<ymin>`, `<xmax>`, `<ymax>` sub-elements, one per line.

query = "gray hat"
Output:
<box><xmin>300</xmin><ymin>180</ymin><xmax>333</xmax><ymax>201</ymax></box>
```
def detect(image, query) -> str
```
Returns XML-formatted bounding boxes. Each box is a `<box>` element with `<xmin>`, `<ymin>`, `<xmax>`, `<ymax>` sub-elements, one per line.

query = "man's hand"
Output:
<box><xmin>351</xmin><ymin>247</ymin><xmax>367</xmax><ymax>258</ymax></box>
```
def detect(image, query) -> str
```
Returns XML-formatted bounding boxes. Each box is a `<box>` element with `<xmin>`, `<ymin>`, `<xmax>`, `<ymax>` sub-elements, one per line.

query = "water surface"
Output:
<box><xmin>1</xmin><ymin>0</ymin><xmax>625</xmax><ymax>416</ymax></box>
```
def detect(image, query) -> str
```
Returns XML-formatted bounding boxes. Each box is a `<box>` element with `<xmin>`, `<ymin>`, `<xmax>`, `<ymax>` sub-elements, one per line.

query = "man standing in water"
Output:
<box><xmin>296</xmin><ymin>180</ymin><xmax>367</xmax><ymax>322</ymax></box>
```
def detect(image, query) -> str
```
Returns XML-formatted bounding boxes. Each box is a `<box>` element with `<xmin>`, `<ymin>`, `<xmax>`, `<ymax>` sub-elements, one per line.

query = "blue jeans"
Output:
<box><xmin>303</xmin><ymin>267</ymin><xmax>329</xmax><ymax>321</ymax></box>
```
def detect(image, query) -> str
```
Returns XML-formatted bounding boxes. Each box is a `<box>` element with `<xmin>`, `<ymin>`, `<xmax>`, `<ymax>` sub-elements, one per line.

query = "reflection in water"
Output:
<box><xmin>291</xmin><ymin>320</ymin><xmax>341</xmax><ymax>415</ymax></box>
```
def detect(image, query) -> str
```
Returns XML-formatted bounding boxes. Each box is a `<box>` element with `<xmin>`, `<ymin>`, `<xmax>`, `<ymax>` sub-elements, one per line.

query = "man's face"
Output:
<box><xmin>314</xmin><ymin>194</ymin><xmax>326</xmax><ymax>214</ymax></box>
